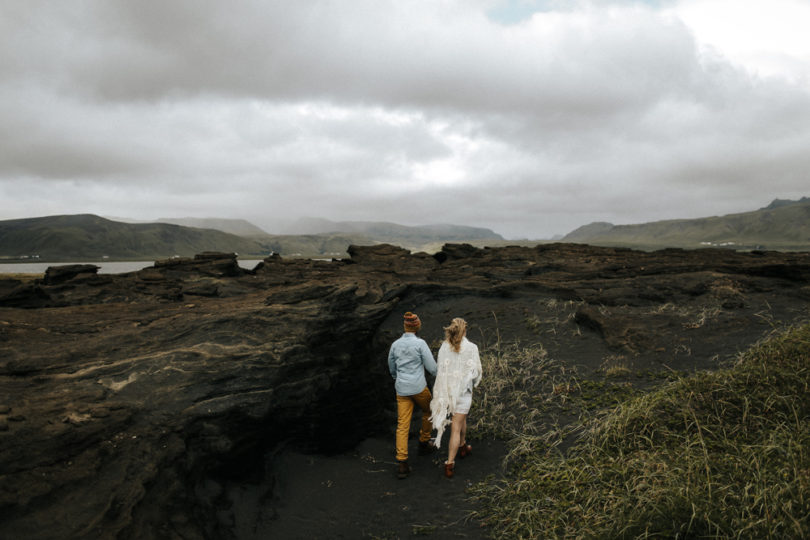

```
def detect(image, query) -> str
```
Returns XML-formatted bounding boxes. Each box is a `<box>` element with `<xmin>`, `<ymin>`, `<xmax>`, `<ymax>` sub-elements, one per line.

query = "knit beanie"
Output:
<box><xmin>403</xmin><ymin>312</ymin><xmax>421</xmax><ymax>332</ymax></box>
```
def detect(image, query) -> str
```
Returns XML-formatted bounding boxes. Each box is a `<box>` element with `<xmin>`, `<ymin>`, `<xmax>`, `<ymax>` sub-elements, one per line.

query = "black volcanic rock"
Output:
<box><xmin>347</xmin><ymin>243</ymin><xmax>437</xmax><ymax>269</ymax></box>
<box><xmin>153</xmin><ymin>252</ymin><xmax>244</xmax><ymax>277</ymax></box>
<box><xmin>0</xmin><ymin>283</ymin><xmax>52</xmax><ymax>309</ymax></box>
<box><xmin>347</xmin><ymin>243</ymin><xmax>412</xmax><ymax>263</ymax></box>
<box><xmin>434</xmin><ymin>242</ymin><xmax>482</xmax><ymax>262</ymax></box>
<box><xmin>2</xmin><ymin>243</ymin><xmax>810</xmax><ymax>538</ymax></box>
<box><xmin>43</xmin><ymin>264</ymin><xmax>100</xmax><ymax>285</ymax></box>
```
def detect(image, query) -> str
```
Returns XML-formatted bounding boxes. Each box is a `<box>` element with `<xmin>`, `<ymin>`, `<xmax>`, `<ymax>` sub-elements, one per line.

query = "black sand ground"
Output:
<box><xmin>240</xmin><ymin>428</ymin><xmax>507</xmax><ymax>539</ymax></box>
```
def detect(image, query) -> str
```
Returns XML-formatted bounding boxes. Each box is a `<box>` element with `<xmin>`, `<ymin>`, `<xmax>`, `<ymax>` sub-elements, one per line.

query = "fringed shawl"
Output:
<box><xmin>430</xmin><ymin>337</ymin><xmax>482</xmax><ymax>448</ymax></box>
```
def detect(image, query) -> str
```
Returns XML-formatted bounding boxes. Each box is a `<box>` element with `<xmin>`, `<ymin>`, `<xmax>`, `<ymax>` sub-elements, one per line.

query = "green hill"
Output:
<box><xmin>111</xmin><ymin>217</ymin><xmax>269</xmax><ymax>236</ymax></box>
<box><xmin>563</xmin><ymin>198</ymin><xmax>810</xmax><ymax>250</ymax></box>
<box><xmin>0</xmin><ymin>214</ymin><xmax>451</xmax><ymax>262</ymax></box>
<box><xmin>0</xmin><ymin>214</ymin><xmax>270</xmax><ymax>262</ymax></box>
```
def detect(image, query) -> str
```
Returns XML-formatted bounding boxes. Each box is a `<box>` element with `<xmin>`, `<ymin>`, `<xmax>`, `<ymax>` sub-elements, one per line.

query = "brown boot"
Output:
<box><xmin>459</xmin><ymin>443</ymin><xmax>472</xmax><ymax>459</ymax></box>
<box><xmin>397</xmin><ymin>460</ymin><xmax>410</xmax><ymax>479</ymax></box>
<box><xmin>444</xmin><ymin>461</ymin><xmax>455</xmax><ymax>479</ymax></box>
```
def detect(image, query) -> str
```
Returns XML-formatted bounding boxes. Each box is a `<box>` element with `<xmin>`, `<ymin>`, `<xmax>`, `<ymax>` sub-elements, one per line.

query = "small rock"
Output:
<box><xmin>63</xmin><ymin>412</ymin><xmax>91</xmax><ymax>425</ymax></box>
<box><xmin>0</xmin><ymin>405</ymin><xmax>10</xmax><ymax>414</ymax></box>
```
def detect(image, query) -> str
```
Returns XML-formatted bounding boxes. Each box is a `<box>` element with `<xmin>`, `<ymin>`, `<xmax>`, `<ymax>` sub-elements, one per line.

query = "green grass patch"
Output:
<box><xmin>471</xmin><ymin>324</ymin><xmax>810</xmax><ymax>538</ymax></box>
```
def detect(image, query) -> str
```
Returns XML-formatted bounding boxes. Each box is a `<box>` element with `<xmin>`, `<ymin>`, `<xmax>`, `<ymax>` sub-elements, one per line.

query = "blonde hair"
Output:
<box><xmin>444</xmin><ymin>318</ymin><xmax>467</xmax><ymax>353</ymax></box>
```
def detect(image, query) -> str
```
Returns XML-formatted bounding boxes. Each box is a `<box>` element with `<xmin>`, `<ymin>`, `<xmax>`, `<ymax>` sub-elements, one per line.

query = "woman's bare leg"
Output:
<box><xmin>447</xmin><ymin>413</ymin><xmax>467</xmax><ymax>463</ymax></box>
<box><xmin>460</xmin><ymin>415</ymin><xmax>468</xmax><ymax>447</ymax></box>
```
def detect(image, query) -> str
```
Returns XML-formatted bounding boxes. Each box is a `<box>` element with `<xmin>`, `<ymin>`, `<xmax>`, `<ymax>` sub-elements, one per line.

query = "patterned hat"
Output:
<box><xmin>403</xmin><ymin>312</ymin><xmax>421</xmax><ymax>332</ymax></box>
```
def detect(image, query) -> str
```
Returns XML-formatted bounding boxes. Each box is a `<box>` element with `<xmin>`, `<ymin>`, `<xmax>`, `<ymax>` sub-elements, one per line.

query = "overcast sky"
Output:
<box><xmin>2</xmin><ymin>0</ymin><xmax>809</xmax><ymax>239</ymax></box>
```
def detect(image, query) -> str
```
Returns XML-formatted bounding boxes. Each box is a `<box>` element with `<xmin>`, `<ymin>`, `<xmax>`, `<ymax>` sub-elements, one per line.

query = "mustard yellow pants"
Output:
<box><xmin>396</xmin><ymin>387</ymin><xmax>433</xmax><ymax>462</ymax></box>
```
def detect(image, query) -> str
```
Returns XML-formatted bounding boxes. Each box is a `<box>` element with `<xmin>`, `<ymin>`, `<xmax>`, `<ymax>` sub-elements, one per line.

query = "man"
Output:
<box><xmin>388</xmin><ymin>311</ymin><xmax>437</xmax><ymax>479</ymax></box>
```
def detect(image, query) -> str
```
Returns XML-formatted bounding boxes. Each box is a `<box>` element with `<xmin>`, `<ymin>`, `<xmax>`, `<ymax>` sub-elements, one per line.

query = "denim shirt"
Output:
<box><xmin>388</xmin><ymin>333</ymin><xmax>437</xmax><ymax>396</ymax></box>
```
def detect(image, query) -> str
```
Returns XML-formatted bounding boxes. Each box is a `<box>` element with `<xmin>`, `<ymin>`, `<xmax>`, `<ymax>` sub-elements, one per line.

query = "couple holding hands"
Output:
<box><xmin>388</xmin><ymin>312</ymin><xmax>483</xmax><ymax>479</ymax></box>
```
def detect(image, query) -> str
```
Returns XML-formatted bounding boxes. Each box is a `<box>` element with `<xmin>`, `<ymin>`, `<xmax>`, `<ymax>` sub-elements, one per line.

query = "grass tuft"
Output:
<box><xmin>471</xmin><ymin>323</ymin><xmax>810</xmax><ymax>539</ymax></box>
<box><xmin>600</xmin><ymin>354</ymin><xmax>632</xmax><ymax>378</ymax></box>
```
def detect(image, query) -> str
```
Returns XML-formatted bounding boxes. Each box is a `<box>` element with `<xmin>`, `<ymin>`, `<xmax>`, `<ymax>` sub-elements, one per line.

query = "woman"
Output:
<box><xmin>430</xmin><ymin>317</ymin><xmax>482</xmax><ymax>478</ymax></box>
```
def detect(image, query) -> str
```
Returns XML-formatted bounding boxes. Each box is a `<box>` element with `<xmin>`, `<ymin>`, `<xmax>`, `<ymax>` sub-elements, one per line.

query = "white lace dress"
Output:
<box><xmin>430</xmin><ymin>337</ymin><xmax>483</xmax><ymax>448</ymax></box>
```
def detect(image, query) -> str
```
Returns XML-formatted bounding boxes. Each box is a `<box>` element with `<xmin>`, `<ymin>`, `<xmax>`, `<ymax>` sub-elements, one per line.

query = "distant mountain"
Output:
<box><xmin>155</xmin><ymin>217</ymin><xmax>268</xmax><ymax>236</ymax></box>
<box><xmin>284</xmin><ymin>218</ymin><xmax>503</xmax><ymax>249</ymax></box>
<box><xmin>0</xmin><ymin>214</ymin><xmax>508</xmax><ymax>263</ymax></box>
<box><xmin>258</xmin><ymin>233</ymin><xmax>373</xmax><ymax>258</ymax></box>
<box><xmin>562</xmin><ymin>198</ymin><xmax>810</xmax><ymax>251</ymax></box>
<box><xmin>110</xmin><ymin>216</ymin><xmax>268</xmax><ymax>236</ymax></box>
<box><xmin>0</xmin><ymin>214</ymin><xmax>269</xmax><ymax>262</ymax></box>
<box><xmin>760</xmin><ymin>196</ymin><xmax>810</xmax><ymax>211</ymax></box>
<box><xmin>562</xmin><ymin>222</ymin><xmax>614</xmax><ymax>242</ymax></box>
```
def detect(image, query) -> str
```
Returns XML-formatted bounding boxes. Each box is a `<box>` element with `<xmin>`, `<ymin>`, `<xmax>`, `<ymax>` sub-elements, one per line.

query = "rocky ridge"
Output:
<box><xmin>1</xmin><ymin>244</ymin><xmax>810</xmax><ymax>538</ymax></box>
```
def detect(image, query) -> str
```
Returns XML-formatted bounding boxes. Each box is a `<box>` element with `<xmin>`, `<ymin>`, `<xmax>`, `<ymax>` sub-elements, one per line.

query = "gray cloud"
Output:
<box><xmin>1</xmin><ymin>0</ymin><xmax>809</xmax><ymax>239</ymax></box>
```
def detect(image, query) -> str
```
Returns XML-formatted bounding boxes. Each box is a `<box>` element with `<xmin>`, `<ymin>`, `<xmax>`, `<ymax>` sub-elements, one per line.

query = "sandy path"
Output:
<box><xmin>250</xmin><ymin>432</ymin><xmax>507</xmax><ymax>539</ymax></box>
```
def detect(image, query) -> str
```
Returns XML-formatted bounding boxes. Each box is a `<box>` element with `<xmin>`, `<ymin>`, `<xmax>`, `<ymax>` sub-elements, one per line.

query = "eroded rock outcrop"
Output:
<box><xmin>43</xmin><ymin>264</ymin><xmax>100</xmax><ymax>285</ymax></box>
<box><xmin>2</xmin><ymin>243</ymin><xmax>810</xmax><ymax>539</ymax></box>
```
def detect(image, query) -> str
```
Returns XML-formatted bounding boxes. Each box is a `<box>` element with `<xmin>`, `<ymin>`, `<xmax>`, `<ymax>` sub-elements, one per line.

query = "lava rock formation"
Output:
<box><xmin>1</xmin><ymin>245</ymin><xmax>809</xmax><ymax>539</ymax></box>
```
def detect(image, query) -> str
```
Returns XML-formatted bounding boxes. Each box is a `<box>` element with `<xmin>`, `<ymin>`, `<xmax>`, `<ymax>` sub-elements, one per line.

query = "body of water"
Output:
<box><xmin>0</xmin><ymin>260</ymin><xmax>264</xmax><ymax>275</ymax></box>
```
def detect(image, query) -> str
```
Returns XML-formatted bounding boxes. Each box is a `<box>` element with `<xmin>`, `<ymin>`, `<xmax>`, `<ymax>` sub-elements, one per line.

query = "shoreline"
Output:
<box><xmin>0</xmin><ymin>259</ymin><xmax>265</xmax><ymax>275</ymax></box>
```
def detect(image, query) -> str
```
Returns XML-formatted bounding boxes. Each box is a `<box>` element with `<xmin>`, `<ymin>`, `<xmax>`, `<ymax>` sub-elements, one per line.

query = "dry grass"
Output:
<box><xmin>683</xmin><ymin>306</ymin><xmax>723</xmax><ymax>329</ymax></box>
<box><xmin>524</xmin><ymin>299</ymin><xmax>584</xmax><ymax>337</ymax></box>
<box><xmin>471</xmin><ymin>341</ymin><xmax>555</xmax><ymax>439</ymax></box>
<box><xmin>470</xmin><ymin>323</ymin><xmax>810</xmax><ymax>539</ymax></box>
<box><xmin>600</xmin><ymin>354</ymin><xmax>632</xmax><ymax>378</ymax></box>
<box><xmin>709</xmin><ymin>277</ymin><xmax>743</xmax><ymax>298</ymax></box>
<box><xmin>470</xmin><ymin>339</ymin><xmax>655</xmax><ymax>471</ymax></box>
<box><xmin>1</xmin><ymin>273</ymin><xmax>43</xmax><ymax>282</ymax></box>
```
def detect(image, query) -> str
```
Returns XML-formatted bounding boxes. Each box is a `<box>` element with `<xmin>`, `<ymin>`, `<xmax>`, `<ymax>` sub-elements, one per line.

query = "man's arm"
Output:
<box><xmin>420</xmin><ymin>339</ymin><xmax>437</xmax><ymax>376</ymax></box>
<box><xmin>388</xmin><ymin>345</ymin><xmax>397</xmax><ymax>380</ymax></box>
